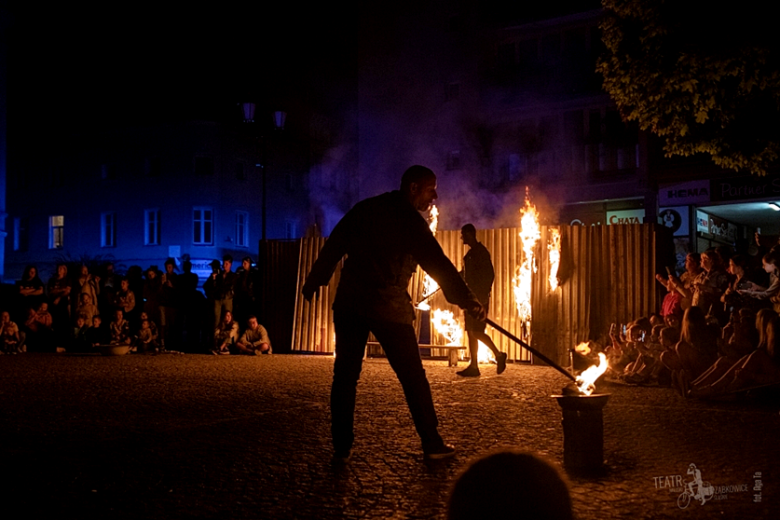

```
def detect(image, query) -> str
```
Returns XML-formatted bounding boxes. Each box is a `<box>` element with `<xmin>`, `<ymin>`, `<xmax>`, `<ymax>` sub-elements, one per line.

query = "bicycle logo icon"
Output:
<box><xmin>677</xmin><ymin>463</ymin><xmax>715</xmax><ymax>509</ymax></box>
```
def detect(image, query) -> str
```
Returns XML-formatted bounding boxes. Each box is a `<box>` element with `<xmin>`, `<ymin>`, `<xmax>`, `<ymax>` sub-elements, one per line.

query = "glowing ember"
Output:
<box><xmin>575</xmin><ymin>353</ymin><xmax>608</xmax><ymax>395</ymax></box>
<box><xmin>431</xmin><ymin>309</ymin><xmax>463</xmax><ymax>346</ymax></box>
<box><xmin>418</xmin><ymin>205</ymin><xmax>439</xmax><ymax>310</ymax></box>
<box><xmin>513</xmin><ymin>193</ymin><xmax>540</xmax><ymax>324</ymax></box>
<box><xmin>548</xmin><ymin>227</ymin><xmax>561</xmax><ymax>291</ymax></box>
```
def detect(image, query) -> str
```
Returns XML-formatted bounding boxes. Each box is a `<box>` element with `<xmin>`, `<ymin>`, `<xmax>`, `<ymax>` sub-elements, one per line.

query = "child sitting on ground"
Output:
<box><xmin>109</xmin><ymin>309</ymin><xmax>131</xmax><ymax>345</ymax></box>
<box><xmin>135</xmin><ymin>319</ymin><xmax>159</xmax><ymax>353</ymax></box>
<box><xmin>85</xmin><ymin>315</ymin><xmax>110</xmax><ymax>347</ymax></box>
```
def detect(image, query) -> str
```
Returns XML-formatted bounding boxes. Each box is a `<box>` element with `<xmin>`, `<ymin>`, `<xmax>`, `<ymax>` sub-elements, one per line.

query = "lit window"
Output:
<box><xmin>145</xmin><ymin>209</ymin><xmax>160</xmax><ymax>245</ymax></box>
<box><xmin>49</xmin><ymin>215</ymin><xmax>64</xmax><ymax>249</ymax></box>
<box><xmin>101</xmin><ymin>212</ymin><xmax>116</xmax><ymax>248</ymax></box>
<box><xmin>235</xmin><ymin>211</ymin><xmax>249</xmax><ymax>247</ymax></box>
<box><xmin>193</xmin><ymin>207</ymin><xmax>214</xmax><ymax>245</ymax></box>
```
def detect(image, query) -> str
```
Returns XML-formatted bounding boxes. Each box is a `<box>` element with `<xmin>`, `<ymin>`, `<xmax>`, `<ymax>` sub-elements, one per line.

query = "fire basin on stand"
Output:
<box><xmin>552</xmin><ymin>393</ymin><xmax>610</xmax><ymax>472</ymax></box>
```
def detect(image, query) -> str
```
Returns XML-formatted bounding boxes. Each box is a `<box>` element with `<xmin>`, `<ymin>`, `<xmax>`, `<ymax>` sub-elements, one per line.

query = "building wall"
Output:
<box><xmin>3</xmin><ymin>121</ymin><xmax>311</xmax><ymax>282</ymax></box>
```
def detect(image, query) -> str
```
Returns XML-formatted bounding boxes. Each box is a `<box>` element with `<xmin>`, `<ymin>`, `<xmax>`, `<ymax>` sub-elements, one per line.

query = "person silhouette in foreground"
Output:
<box><xmin>448</xmin><ymin>450</ymin><xmax>573</xmax><ymax>520</ymax></box>
<box><xmin>302</xmin><ymin>165</ymin><xmax>484</xmax><ymax>462</ymax></box>
<box><xmin>457</xmin><ymin>223</ymin><xmax>508</xmax><ymax>377</ymax></box>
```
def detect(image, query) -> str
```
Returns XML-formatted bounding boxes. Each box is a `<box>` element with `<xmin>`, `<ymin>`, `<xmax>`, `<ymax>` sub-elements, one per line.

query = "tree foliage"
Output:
<box><xmin>598</xmin><ymin>0</ymin><xmax>780</xmax><ymax>175</ymax></box>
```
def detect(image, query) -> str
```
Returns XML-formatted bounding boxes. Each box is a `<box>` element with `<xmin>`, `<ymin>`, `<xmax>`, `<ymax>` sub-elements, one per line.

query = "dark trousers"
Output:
<box><xmin>332</xmin><ymin>315</ymin><xmax>444</xmax><ymax>453</ymax></box>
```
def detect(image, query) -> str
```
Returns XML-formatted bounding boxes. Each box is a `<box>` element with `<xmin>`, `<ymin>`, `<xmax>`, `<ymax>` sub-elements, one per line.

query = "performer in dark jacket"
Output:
<box><xmin>302</xmin><ymin>165</ymin><xmax>484</xmax><ymax>461</ymax></box>
<box><xmin>457</xmin><ymin>223</ymin><xmax>507</xmax><ymax>377</ymax></box>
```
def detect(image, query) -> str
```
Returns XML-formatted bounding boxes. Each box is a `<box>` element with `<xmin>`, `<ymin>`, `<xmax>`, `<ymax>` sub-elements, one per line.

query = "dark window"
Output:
<box><xmin>235</xmin><ymin>162</ymin><xmax>246</xmax><ymax>181</ymax></box>
<box><xmin>194</xmin><ymin>157</ymin><xmax>215</xmax><ymax>176</ymax></box>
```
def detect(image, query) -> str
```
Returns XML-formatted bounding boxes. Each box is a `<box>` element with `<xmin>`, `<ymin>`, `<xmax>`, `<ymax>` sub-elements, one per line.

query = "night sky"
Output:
<box><xmin>5</xmin><ymin>2</ymin><xmax>356</xmax><ymax>143</ymax></box>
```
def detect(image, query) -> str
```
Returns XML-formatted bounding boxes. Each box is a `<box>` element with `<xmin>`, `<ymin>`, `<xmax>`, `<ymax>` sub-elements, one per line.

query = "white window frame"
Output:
<box><xmin>49</xmin><ymin>215</ymin><xmax>64</xmax><ymax>249</ymax></box>
<box><xmin>193</xmin><ymin>206</ymin><xmax>214</xmax><ymax>245</ymax></box>
<box><xmin>101</xmin><ymin>212</ymin><xmax>116</xmax><ymax>248</ymax></box>
<box><xmin>235</xmin><ymin>211</ymin><xmax>249</xmax><ymax>248</ymax></box>
<box><xmin>144</xmin><ymin>209</ymin><xmax>161</xmax><ymax>245</ymax></box>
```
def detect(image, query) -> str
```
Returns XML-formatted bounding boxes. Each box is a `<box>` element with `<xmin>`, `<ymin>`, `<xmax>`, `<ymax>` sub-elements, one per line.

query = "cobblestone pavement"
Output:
<box><xmin>0</xmin><ymin>353</ymin><xmax>777</xmax><ymax>519</ymax></box>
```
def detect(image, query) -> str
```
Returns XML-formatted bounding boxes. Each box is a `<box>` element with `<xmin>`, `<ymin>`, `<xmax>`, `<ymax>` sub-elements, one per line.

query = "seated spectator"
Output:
<box><xmin>719</xmin><ymin>308</ymin><xmax>757</xmax><ymax>360</ymax></box>
<box><xmin>1</xmin><ymin>311</ymin><xmax>24</xmax><ymax>354</ymax></box>
<box><xmin>75</xmin><ymin>292</ymin><xmax>99</xmax><ymax>327</ymax></box>
<box><xmin>739</xmin><ymin>250</ymin><xmax>780</xmax><ymax>313</ymax></box>
<box><xmin>25</xmin><ymin>302</ymin><xmax>54</xmax><ymax>352</ymax></box>
<box><xmin>235</xmin><ymin>315</ymin><xmax>272</xmax><ymax>355</ymax></box>
<box><xmin>212</xmin><ymin>310</ymin><xmax>238</xmax><ymax>355</ymax></box>
<box><xmin>692</xmin><ymin>314</ymin><xmax>780</xmax><ymax>397</ymax></box>
<box><xmin>135</xmin><ymin>319</ymin><xmax>160</xmax><ymax>353</ymax></box>
<box><xmin>85</xmin><ymin>315</ymin><xmax>110</xmax><ymax>347</ymax></box>
<box><xmin>663</xmin><ymin>312</ymin><xmax>681</xmax><ymax>331</ymax></box>
<box><xmin>656</xmin><ymin>272</ymin><xmax>683</xmax><ymax>321</ymax></box>
<box><xmin>448</xmin><ymin>450</ymin><xmax>573</xmax><ymax>520</ymax></box>
<box><xmin>69</xmin><ymin>314</ymin><xmax>90</xmax><ymax>353</ymax></box>
<box><xmin>660</xmin><ymin>306</ymin><xmax>720</xmax><ymax>396</ymax></box>
<box><xmin>109</xmin><ymin>309</ymin><xmax>131</xmax><ymax>345</ymax></box>
<box><xmin>136</xmin><ymin>312</ymin><xmax>160</xmax><ymax>345</ymax></box>
<box><xmin>691</xmin><ymin>308</ymin><xmax>777</xmax><ymax>394</ymax></box>
<box><xmin>606</xmin><ymin>322</ymin><xmax>643</xmax><ymax>374</ymax></box>
<box><xmin>721</xmin><ymin>255</ymin><xmax>754</xmax><ymax>313</ymax></box>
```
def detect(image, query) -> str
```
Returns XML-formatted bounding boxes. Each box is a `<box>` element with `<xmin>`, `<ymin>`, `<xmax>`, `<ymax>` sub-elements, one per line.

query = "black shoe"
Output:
<box><xmin>456</xmin><ymin>366</ymin><xmax>480</xmax><ymax>377</ymax></box>
<box><xmin>497</xmin><ymin>352</ymin><xmax>508</xmax><ymax>375</ymax></box>
<box><xmin>424</xmin><ymin>444</ymin><xmax>456</xmax><ymax>461</ymax></box>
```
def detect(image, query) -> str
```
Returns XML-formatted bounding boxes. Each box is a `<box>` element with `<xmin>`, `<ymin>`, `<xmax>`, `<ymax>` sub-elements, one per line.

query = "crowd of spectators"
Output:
<box><xmin>0</xmin><ymin>255</ymin><xmax>272</xmax><ymax>356</ymax></box>
<box><xmin>603</xmin><ymin>234</ymin><xmax>780</xmax><ymax>398</ymax></box>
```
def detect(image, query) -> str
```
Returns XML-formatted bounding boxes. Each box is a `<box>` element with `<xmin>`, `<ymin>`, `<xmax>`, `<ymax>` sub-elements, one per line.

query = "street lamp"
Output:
<box><xmin>241</xmin><ymin>102</ymin><xmax>286</xmax><ymax>241</ymax></box>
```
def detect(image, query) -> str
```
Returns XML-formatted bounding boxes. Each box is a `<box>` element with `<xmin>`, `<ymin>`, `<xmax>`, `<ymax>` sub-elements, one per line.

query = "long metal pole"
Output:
<box><xmin>486</xmin><ymin>318</ymin><xmax>575</xmax><ymax>382</ymax></box>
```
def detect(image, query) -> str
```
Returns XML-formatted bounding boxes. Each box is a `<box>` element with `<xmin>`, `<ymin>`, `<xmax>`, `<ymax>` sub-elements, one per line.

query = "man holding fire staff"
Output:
<box><xmin>457</xmin><ymin>223</ymin><xmax>508</xmax><ymax>377</ymax></box>
<box><xmin>302</xmin><ymin>165</ymin><xmax>485</xmax><ymax>461</ymax></box>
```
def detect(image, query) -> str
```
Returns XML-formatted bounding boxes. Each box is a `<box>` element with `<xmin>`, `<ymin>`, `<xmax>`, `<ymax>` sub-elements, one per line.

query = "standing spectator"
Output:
<box><xmin>47</xmin><ymin>263</ymin><xmax>72</xmax><ymax>347</ymax></box>
<box><xmin>99</xmin><ymin>262</ymin><xmax>120</xmax><ymax>318</ymax></box>
<box><xmin>142</xmin><ymin>266</ymin><xmax>163</xmax><ymax>328</ymax></box>
<box><xmin>114</xmin><ymin>277</ymin><xmax>136</xmax><ymax>318</ymax></box>
<box><xmin>204</xmin><ymin>255</ymin><xmax>236</xmax><ymax>332</ymax></box>
<box><xmin>159</xmin><ymin>258</ymin><xmax>179</xmax><ymax>349</ymax></box>
<box><xmin>177</xmin><ymin>260</ymin><xmax>202</xmax><ymax>351</ymax></box>
<box><xmin>16</xmin><ymin>265</ymin><xmax>45</xmax><ymax>320</ymax></box>
<box><xmin>236</xmin><ymin>315</ymin><xmax>272</xmax><ymax>354</ymax></box>
<box><xmin>75</xmin><ymin>264</ymin><xmax>100</xmax><ymax>306</ymax></box>
<box><xmin>233</xmin><ymin>256</ymin><xmax>257</xmax><ymax>327</ymax></box>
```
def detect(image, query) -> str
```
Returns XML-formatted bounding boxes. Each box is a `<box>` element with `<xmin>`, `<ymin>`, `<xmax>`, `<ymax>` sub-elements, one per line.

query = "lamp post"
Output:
<box><xmin>241</xmin><ymin>102</ymin><xmax>286</xmax><ymax>242</ymax></box>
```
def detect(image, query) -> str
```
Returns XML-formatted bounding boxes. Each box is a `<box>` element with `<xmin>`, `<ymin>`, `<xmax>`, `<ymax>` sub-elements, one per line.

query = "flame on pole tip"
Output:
<box><xmin>575</xmin><ymin>353</ymin><xmax>608</xmax><ymax>395</ymax></box>
<box><xmin>548</xmin><ymin>228</ymin><xmax>561</xmax><ymax>291</ymax></box>
<box><xmin>513</xmin><ymin>192</ymin><xmax>540</xmax><ymax>324</ymax></box>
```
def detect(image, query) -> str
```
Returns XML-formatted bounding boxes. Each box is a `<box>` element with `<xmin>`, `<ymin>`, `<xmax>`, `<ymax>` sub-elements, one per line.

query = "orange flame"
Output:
<box><xmin>513</xmin><ymin>193</ymin><xmax>540</xmax><ymax>323</ymax></box>
<box><xmin>419</xmin><ymin>205</ymin><xmax>439</xmax><ymax>308</ymax></box>
<box><xmin>548</xmin><ymin>228</ymin><xmax>561</xmax><ymax>291</ymax></box>
<box><xmin>575</xmin><ymin>353</ymin><xmax>608</xmax><ymax>395</ymax></box>
<box><xmin>431</xmin><ymin>309</ymin><xmax>463</xmax><ymax>346</ymax></box>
